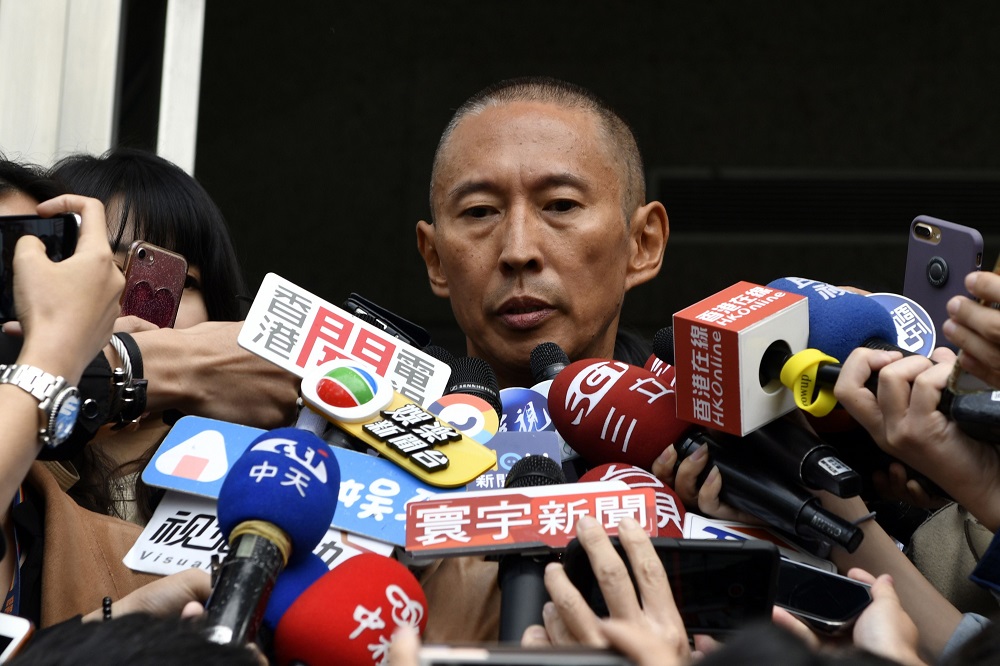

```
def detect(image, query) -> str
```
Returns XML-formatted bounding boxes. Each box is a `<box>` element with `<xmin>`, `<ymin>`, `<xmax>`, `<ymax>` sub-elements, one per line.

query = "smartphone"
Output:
<box><xmin>563</xmin><ymin>536</ymin><xmax>779</xmax><ymax>636</ymax></box>
<box><xmin>774</xmin><ymin>557</ymin><xmax>872</xmax><ymax>635</ymax></box>
<box><xmin>903</xmin><ymin>216</ymin><xmax>984</xmax><ymax>350</ymax></box>
<box><xmin>342</xmin><ymin>292</ymin><xmax>431</xmax><ymax>348</ymax></box>
<box><xmin>418</xmin><ymin>645</ymin><xmax>635</xmax><ymax>665</ymax></box>
<box><xmin>119</xmin><ymin>240</ymin><xmax>188</xmax><ymax>328</ymax></box>
<box><xmin>0</xmin><ymin>613</ymin><xmax>34</xmax><ymax>662</ymax></box>
<box><xmin>0</xmin><ymin>213</ymin><xmax>80</xmax><ymax>323</ymax></box>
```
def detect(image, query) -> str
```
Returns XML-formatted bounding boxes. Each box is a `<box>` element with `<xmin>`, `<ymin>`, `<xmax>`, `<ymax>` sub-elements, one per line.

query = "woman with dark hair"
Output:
<box><xmin>50</xmin><ymin>148</ymin><xmax>246</xmax><ymax>323</ymax></box>
<box><xmin>48</xmin><ymin>148</ymin><xmax>248</xmax><ymax>524</ymax></box>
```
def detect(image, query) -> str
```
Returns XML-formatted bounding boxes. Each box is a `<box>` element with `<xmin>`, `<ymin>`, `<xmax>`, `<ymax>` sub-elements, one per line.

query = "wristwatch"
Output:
<box><xmin>0</xmin><ymin>364</ymin><xmax>81</xmax><ymax>447</ymax></box>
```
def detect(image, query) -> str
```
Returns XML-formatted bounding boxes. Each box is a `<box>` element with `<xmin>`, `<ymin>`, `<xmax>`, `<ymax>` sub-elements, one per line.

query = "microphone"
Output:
<box><xmin>422</xmin><ymin>344</ymin><xmax>456</xmax><ymax>365</ymax></box>
<box><xmin>527</xmin><ymin>341</ymin><xmax>582</xmax><ymax>476</ymax></box>
<box><xmin>497</xmin><ymin>455</ymin><xmax>567</xmax><ymax>643</ymax></box>
<box><xmin>302</xmin><ymin>359</ymin><xmax>497</xmax><ymax>487</ymax></box>
<box><xmin>672</xmin><ymin>281</ymin><xmax>810</xmax><ymax>436</ymax></box>
<box><xmin>444</xmin><ymin>355</ymin><xmax>503</xmax><ymax>421</ymax></box>
<box><xmin>649</xmin><ymin>337</ymin><xmax>861</xmax><ymax>497</ymax></box>
<box><xmin>674</xmin><ymin>429</ymin><xmax>863</xmax><ymax>552</ymax></box>
<box><xmin>766</xmin><ymin>278</ymin><xmax>901</xmax><ymax>363</ymax></box>
<box><xmin>530</xmin><ymin>341</ymin><xmax>570</xmax><ymax>384</ymax></box>
<box><xmin>274</xmin><ymin>553</ymin><xmax>428</xmax><ymax>666</ymax></box>
<box><xmin>427</xmin><ymin>356</ymin><xmax>503</xmax><ymax>446</ymax></box>
<box><xmin>204</xmin><ymin>427</ymin><xmax>340</xmax><ymax>645</ymax></box>
<box><xmin>547</xmin><ymin>359</ymin><xmax>689</xmax><ymax>471</ymax></box>
<box><xmin>261</xmin><ymin>552</ymin><xmax>329</xmax><ymax>634</ymax></box>
<box><xmin>579</xmin><ymin>463</ymin><xmax>686</xmax><ymax>538</ymax></box>
<box><xmin>769</xmin><ymin>278</ymin><xmax>1000</xmax><ymax>440</ymax></box>
<box><xmin>551</xmin><ymin>355</ymin><xmax>861</xmax><ymax>497</ymax></box>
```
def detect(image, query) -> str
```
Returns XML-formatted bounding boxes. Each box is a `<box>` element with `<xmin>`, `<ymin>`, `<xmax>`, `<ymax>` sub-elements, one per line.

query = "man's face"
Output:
<box><xmin>417</xmin><ymin>101</ymin><xmax>642</xmax><ymax>386</ymax></box>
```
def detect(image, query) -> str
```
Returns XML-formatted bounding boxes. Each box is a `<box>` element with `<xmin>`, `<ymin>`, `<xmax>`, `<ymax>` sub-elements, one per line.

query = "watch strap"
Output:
<box><xmin>0</xmin><ymin>364</ymin><xmax>66</xmax><ymax>402</ymax></box>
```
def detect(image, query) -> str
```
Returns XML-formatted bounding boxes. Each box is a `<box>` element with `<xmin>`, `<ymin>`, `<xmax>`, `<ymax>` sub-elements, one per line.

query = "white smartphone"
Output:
<box><xmin>0</xmin><ymin>613</ymin><xmax>33</xmax><ymax>662</ymax></box>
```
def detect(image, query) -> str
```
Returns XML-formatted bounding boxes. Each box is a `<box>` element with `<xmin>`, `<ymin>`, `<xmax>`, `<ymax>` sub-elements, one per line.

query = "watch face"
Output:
<box><xmin>52</xmin><ymin>390</ymin><xmax>81</xmax><ymax>444</ymax></box>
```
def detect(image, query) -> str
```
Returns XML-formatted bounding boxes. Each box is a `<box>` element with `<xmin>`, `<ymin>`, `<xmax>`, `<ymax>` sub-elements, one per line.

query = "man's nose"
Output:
<box><xmin>498</xmin><ymin>203</ymin><xmax>544</xmax><ymax>274</ymax></box>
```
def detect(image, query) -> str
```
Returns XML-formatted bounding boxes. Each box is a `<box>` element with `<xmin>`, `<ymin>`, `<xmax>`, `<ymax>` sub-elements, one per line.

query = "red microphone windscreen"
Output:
<box><xmin>549</xmin><ymin>359</ymin><xmax>687</xmax><ymax>470</ymax></box>
<box><xmin>580</xmin><ymin>463</ymin><xmax>686</xmax><ymax>537</ymax></box>
<box><xmin>274</xmin><ymin>553</ymin><xmax>427</xmax><ymax>666</ymax></box>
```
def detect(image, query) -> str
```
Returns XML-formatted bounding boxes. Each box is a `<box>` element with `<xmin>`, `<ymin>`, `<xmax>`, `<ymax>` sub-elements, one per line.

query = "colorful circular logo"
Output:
<box><xmin>427</xmin><ymin>393</ymin><xmax>499</xmax><ymax>444</ymax></box>
<box><xmin>301</xmin><ymin>360</ymin><xmax>393</xmax><ymax>423</ymax></box>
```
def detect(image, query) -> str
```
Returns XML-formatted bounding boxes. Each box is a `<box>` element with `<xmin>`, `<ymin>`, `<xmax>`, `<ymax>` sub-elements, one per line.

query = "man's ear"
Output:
<box><xmin>416</xmin><ymin>219</ymin><xmax>450</xmax><ymax>298</ymax></box>
<box><xmin>625</xmin><ymin>201</ymin><xmax>669</xmax><ymax>290</ymax></box>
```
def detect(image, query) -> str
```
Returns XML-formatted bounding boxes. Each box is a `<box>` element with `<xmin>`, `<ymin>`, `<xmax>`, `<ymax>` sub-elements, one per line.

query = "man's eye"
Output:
<box><xmin>545</xmin><ymin>199</ymin><xmax>578</xmax><ymax>213</ymax></box>
<box><xmin>462</xmin><ymin>206</ymin><xmax>494</xmax><ymax>219</ymax></box>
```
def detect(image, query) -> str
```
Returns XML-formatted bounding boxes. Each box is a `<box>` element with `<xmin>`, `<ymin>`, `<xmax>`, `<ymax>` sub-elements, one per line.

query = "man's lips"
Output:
<box><xmin>497</xmin><ymin>298</ymin><xmax>555</xmax><ymax>330</ymax></box>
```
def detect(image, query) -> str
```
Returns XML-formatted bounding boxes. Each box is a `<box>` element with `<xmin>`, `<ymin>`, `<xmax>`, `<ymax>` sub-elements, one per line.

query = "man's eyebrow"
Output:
<box><xmin>534</xmin><ymin>172</ymin><xmax>592</xmax><ymax>193</ymax></box>
<box><xmin>446</xmin><ymin>172</ymin><xmax>592</xmax><ymax>200</ymax></box>
<box><xmin>446</xmin><ymin>180</ymin><xmax>498</xmax><ymax>201</ymax></box>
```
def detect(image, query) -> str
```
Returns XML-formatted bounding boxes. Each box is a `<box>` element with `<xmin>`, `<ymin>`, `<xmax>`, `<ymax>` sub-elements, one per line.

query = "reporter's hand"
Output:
<box><xmin>521</xmin><ymin>517</ymin><xmax>690</xmax><ymax>666</ymax></box>
<box><xmin>870</xmin><ymin>461</ymin><xmax>949</xmax><ymax>511</ymax></box>
<box><xmin>113</xmin><ymin>314</ymin><xmax>162</xmax><ymax>334</ymax></box>
<box><xmin>388</xmin><ymin>625</ymin><xmax>421</xmax><ymax>666</ymax></box>
<box><xmin>834</xmin><ymin>347</ymin><xmax>1000</xmax><ymax>531</ymax></box>
<box><xmin>652</xmin><ymin>443</ymin><xmax>764</xmax><ymax>524</ymax></box>
<box><xmin>943</xmin><ymin>270</ymin><xmax>1000</xmax><ymax>389</ymax></box>
<box><xmin>15</xmin><ymin>195</ymin><xmax>124</xmax><ymax>384</ymax></box>
<box><xmin>82</xmin><ymin>569</ymin><xmax>211</xmax><ymax>622</ymax></box>
<box><xmin>849</xmin><ymin>569</ymin><xmax>926</xmax><ymax>666</ymax></box>
<box><xmin>137</xmin><ymin>320</ymin><xmax>300</xmax><ymax>428</ymax></box>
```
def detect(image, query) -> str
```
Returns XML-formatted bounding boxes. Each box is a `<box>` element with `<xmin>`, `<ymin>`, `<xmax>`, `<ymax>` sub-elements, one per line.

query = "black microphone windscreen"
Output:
<box><xmin>529</xmin><ymin>341</ymin><xmax>570</xmax><ymax>383</ymax></box>
<box><xmin>653</xmin><ymin>326</ymin><xmax>674</xmax><ymax>364</ymax></box>
<box><xmin>423</xmin><ymin>344</ymin><xmax>456</xmax><ymax>365</ymax></box>
<box><xmin>504</xmin><ymin>455</ymin><xmax>567</xmax><ymax>488</ymax></box>
<box><xmin>446</xmin><ymin>356</ymin><xmax>503</xmax><ymax>419</ymax></box>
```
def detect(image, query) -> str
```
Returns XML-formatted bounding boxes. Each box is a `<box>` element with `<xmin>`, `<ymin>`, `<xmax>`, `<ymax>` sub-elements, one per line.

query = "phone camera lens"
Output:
<box><xmin>915</xmin><ymin>224</ymin><xmax>932</xmax><ymax>239</ymax></box>
<box><xmin>137</xmin><ymin>248</ymin><xmax>147</xmax><ymax>260</ymax></box>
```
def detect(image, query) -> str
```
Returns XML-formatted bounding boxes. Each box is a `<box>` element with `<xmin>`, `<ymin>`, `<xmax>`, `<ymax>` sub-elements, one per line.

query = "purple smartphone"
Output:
<box><xmin>902</xmin><ymin>215</ymin><xmax>983</xmax><ymax>350</ymax></box>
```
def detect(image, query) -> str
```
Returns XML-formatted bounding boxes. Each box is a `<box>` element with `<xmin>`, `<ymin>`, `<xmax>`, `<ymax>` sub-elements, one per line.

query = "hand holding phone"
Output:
<box><xmin>562</xmin><ymin>533</ymin><xmax>778</xmax><ymax>637</ymax></box>
<box><xmin>119</xmin><ymin>241</ymin><xmax>188</xmax><ymax>328</ymax></box>
<box><xmin>774</xmin><ymin>557</ymin><xmax>872</xmax><ymax>635</ymax></box>
<box><xmin>0</xmin><ymin>213</ymin><xmax>80</xmax><ymax>323</ymax></box>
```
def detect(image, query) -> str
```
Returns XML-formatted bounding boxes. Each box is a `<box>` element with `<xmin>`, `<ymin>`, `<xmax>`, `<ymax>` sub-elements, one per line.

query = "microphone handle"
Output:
<box><xmin>740</xmin><ymin>419</ymin><xmax>862</xmax><ymax>498</ymax></box>
<box><xmin>676</xmin><ymin>432</ymin><xmax>863</xmax><ymax>552</ymax></box>
<box><xmin>497</xmin><ymin>553</ymin><xmax>552</xmax><ymax>643</ymax></box>
<box><xmin>203</xmin><ymin>532</ymin><xmax>285</xmax><ymax>645</ymax></box>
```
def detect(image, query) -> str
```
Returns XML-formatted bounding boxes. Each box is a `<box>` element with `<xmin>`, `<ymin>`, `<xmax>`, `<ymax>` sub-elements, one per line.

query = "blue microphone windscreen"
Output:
<box><xmin>262</xmin><ymin>552</ymin><xmax>329</xmax><ymax>632</ymax></box>
<box><xmin>768</xmin><ymin>278</ymin><xmax>897</xmax><ymax>362</ymax></box>
<box><xmin>217</xmin><ymin>427</ymin><xmax>340</xmax><ymax>562</ymax></box>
